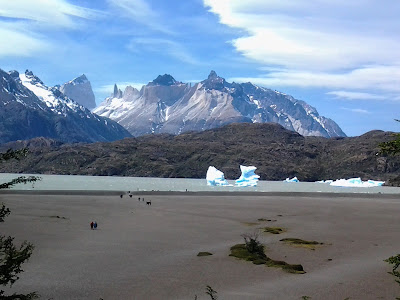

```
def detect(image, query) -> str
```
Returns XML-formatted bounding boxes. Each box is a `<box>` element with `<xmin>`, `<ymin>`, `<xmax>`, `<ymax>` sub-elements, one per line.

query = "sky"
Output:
<box><xmin>0</xmin><ymin>0</ymin><xmax>399</xmax><ymax>136</ymax></box>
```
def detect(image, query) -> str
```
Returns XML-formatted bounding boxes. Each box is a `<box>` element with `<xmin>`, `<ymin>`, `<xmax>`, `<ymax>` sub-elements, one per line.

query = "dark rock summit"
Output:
<box><xmin>150</xmin><ymin>74</ymin><xmax>178</xmax><ymax>86</ymax></box>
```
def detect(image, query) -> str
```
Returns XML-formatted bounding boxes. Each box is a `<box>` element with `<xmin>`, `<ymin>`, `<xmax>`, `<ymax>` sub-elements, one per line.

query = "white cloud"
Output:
<box><xmin>205</xmin><ymin>0</ymin><xmax>400</xmax><ymax>94</ymax></box>
<box><xmin>340</xmin><ymin>107</ymin><xmax>371</xmax><ymax>114</ymax></box>
<box><xmin>327</xmin><ymin>91</ymin><xmax>387</xmax><ymax>101</ymax></box>
<box><xmin>0</xmin><ymin>0</ymin><xmax>99</xmax><ymax>28</ymax></box>
<box><xmin>229</xmin><ymin>65</ymin><xmax>400</xmax><ymax>93</ymax></box>
<box><xmin>0</xmin><ymin>1</ymin><xmax>99</xmax><ymax>58</ymax></box>
<box><xmin>0</xmin><ymin>22</ymin><xmax>51</xmax><ymax>57</ymax></box>
<box><xmin>128</xmin><ymin>38</ymin><xmax>200</xmax><ymax>65</ymax></box>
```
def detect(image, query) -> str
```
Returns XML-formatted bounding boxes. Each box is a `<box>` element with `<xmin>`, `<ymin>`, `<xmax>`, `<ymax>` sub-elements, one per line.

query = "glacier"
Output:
<box><xmin>317</xmin><ymin>177</ymin><xmax>384</xmax><ymax>187</ymax></box>
<box><xmin>235</xmin><ymin>165</ymin><xmax>260</xmax><ymax>187</ymax></box>
<box><xmin>206</xmin><ymin>166</ymin><xmax>230</xmax><ymax>186</ymax></box>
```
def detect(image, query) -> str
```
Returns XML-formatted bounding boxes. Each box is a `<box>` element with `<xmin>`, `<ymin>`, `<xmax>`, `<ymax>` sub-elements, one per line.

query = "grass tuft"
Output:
<box><xmin>229</xmin><ymin>243</ymin><xmax>305</xmax><ymax>274</ymax></box>
<box><xmin>280</xmin><ymin>238</ymin><xmax>323</xmax><ymax>249</ymax></box>
<box><xmin>262</xmin><ymin>227</ymin><xmax>286</xmax><ymax>234</ymax></box>
<box><xmin>197</xmin><ymin>252</ymin><xmax>213</xmax><ymax>257</ymax></box>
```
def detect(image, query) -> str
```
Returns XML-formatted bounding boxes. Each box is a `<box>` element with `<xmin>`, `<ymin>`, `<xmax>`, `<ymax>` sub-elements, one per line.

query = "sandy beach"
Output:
<box><xmin>1</xmin><ymin>191</ymin><xmax>400</xmax><ymax>299</ymax></box>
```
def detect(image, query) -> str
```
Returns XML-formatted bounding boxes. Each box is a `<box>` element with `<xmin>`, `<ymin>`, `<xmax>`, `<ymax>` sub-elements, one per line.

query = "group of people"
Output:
<box><xmin>90</xmin><ymin>221</ymin><xmax>98</xmax><ymax>230</ymax></box>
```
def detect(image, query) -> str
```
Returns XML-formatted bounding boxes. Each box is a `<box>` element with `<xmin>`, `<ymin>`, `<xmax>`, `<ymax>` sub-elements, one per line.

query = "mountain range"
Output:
<box><xmin>0</xmin><ymin>67</ymin><xmax>347</xmax><ymax>144</ymax></box>
<box><xmin>0</xmin><ymin>123</ymin><xmax>397</xmax><ymax>183</ymax></box>
<box><xmin>0</xmin><ymin>69</ymin><xmax>131</xmax><ymax>144</ymax></box>
<box><xmin>94</xmin><ymin>71</ymin><xmax>346</xmax><ymax>138</ymax></box>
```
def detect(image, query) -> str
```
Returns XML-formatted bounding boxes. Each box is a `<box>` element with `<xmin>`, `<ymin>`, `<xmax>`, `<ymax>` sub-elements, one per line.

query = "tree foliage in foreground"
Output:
<box><xmin>385</xmin><ymin>254</ymin><xmax>400</xmax><ymax>299</ymax></box>
<box><xmin>0</xmin><ymin>205</ymin><xmax>38</xmax><ymax>299</ymax></box>
<box><xmin>0</xmin><ymin>148</ymin><xmax>40</xmax><ymax>299</ymax></box>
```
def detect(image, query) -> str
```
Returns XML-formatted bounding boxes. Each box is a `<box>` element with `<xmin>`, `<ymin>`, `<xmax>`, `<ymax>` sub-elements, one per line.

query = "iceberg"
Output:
<box><xmin>316</xmin><ymin>180</ymin><xmax>333</xmax><ymax>184</ymax></box>
<box><xmin>329</xmin><ymin>177</ymin><xmax>384</xmax><ymax>187</ymax></box>
<box><xmin>284</xmin><ymin>177</ymin><xmax>299</xmax><ymax>183</ymax></box>
<box><xmin>235</xmin><ymin>165</ymin><xmax>260</xmax><ymax>187</ymax></box>
<box><xmin>206</xmin><ymin>166</ymin><xmax>230</xmax><ymax>186</ymax></box>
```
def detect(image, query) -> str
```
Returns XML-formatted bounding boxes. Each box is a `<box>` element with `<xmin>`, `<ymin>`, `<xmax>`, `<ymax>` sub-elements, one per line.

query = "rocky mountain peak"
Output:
<box><xmin>113</xmin><ymin>84</ymin><xmax>123</xmax><ymax>98</ymax></box>
<box><xmin>60</xmin><ymin>74</ymin><xmax>96</xmax><ymax>109</ymax></box>
<box><xmin>202</xmin><ymin>70</ymin><xmax>227</xmax><ymax>90</ymax></box>
<box><xmin>24</xmin><ymin>69</ymin><xmax>43</xmax><ymax>85</ymax></box>
<box><xmin>8</xmin><ymin>70</ymin><xmax>19</xmax><ymax>79</ymax></box>
<box><xmin>70</xmin><ymin>74</ymin><xmax>88</xmax><ymax>85</ymax></box>
<box><xmin>208</xmin><ymin>70</ymin><xmax>218</xmax><ymax>79</ymax></box>
<box><xmin>150</xmin><ymin>74</ymin><xmax>177</xmax><ymax>86</ymax></box>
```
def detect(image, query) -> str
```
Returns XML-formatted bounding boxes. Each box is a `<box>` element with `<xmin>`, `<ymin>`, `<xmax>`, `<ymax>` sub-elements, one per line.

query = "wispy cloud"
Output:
<box><xmin>0</xmin><ymin>0</ymin><xmax>99</xmax><ymax>28</ymax></box>
<box><xmin>107</xmin><ymin>0</ymin><xmax>173</xmax><ymax>34</ymax></box>
<box><xmin>327</xmin><ymin>91</ymin><xmax>387</xmax><ymax>101</ymax></box>
<box><xmin>205</xmin><ymin>0</ymin><xmax>400</xmax><ymax>95</ymax></box>
<box><xmin>229</xmin><ymin>65</ymin><xmax>400</xmax><ymax>93</ymax></box>
<box><xmin>340</xmin><ymin>107</ymin><xmax>371</xmax><ymax>114</ymax></box>
<box><xmin>0</xmin><ymin>0</ymin><xmax>99</xmax><ymax>58</ymax></box>
<box><xmin>0</xmin><ymin>22</ymin><xmax>51</xmax><ymax>57</ymax></box>
<box><xmin>128</xmin><ymin>38</ymin><xmax>200</xmax><ymax>65</ymax></box>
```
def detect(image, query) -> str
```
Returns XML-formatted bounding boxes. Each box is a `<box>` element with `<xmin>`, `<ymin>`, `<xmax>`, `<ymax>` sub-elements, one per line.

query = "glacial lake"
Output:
<box><xmin>0</xmin><ymin>173</ymin><xmax>400</xmax><ymax>194</ymax></box>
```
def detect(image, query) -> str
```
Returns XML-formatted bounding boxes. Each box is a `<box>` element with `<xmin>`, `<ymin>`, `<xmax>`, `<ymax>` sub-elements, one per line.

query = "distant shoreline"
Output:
<box><xmin>0</xmin><ymin>189</ymin><xmax>398</xmax><ymax>199</ymax></box>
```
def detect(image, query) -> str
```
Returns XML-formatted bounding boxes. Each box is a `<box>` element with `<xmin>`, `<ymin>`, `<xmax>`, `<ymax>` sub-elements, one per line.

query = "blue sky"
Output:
<box><xmin>0</xmin><ymin>0</ymin><xmax>399</xmax><ymax>136</ymax></box>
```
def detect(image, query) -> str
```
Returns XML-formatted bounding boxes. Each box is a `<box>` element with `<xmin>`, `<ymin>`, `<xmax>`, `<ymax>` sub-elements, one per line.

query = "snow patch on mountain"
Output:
<box><xmin>20</xmin><ymin>72</ymin><xmax>79</xmax><ymax>115</ymax></box>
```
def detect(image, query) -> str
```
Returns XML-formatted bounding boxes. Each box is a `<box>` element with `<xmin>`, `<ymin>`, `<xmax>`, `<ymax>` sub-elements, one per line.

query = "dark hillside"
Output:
<box><xmin>0</xmin><ymin>123</ymin><xmax>399</xmax><ymax>183</ymax></box>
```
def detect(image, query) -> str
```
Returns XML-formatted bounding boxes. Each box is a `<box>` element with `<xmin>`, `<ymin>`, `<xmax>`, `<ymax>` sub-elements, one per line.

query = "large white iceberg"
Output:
<box><xmin>329</xmin><ymin>177</ymin><xmax>385</xmax><ymax>187</ymax></box>
<box><xmin>206</xmin><ymin>166</ymin><xmax>230</xmax><ymax>186</ymax></box>
<box><xmin>235</xmin><ymin>165</ymin><xmax>260</xmax><ymax>187</ymax></box>
<box><xmin>284</xmin><ymin>176</ymin><xmax>299</xmax><ymax>183</ymax></box>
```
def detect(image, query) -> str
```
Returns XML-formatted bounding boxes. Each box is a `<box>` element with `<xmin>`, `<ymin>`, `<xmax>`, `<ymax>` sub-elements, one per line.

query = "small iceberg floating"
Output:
<box><xmin>329</xmin><ymin>177</ymin><xmax>384</xmax><ymax>187</ymax></box>
<box><xmin>235</xmin><ymin>165</ymin><xmax>260</xmax><ymax>187</ymax></box>
<box><xmin>284</xmin><ymin>176</ymin><xmax>299</xmax><ymax>183</ymax></box>
<box><xmin>206</xmin><ymin>166</ymin><xmax>231</xmax><ymax>186</ymax></box>
<box><xmin>206</xmin><ymin>165</ymin><xmax>260</xmax><ymax>187</ymax></box>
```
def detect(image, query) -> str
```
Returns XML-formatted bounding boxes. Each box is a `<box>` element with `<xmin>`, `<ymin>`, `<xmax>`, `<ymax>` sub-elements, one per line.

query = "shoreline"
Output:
<box><xmin>0</xmin><ymin>189</ymin><xmax>398</xmax><ymax>199</ymax></box>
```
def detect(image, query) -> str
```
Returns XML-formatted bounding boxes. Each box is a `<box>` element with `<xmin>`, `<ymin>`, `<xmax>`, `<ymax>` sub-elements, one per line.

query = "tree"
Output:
<box><xmin>384</xmin><ymin>254</ymin><xmax>400</xmax><ymax>300</ymax></box>
<box><xmin>379</xmin><ymin>120</ymin><xmax>400</xmax><ymax>155</ymax></box>
<box><xmin>0</xmin><ymin>148</ymin><xmax>40</xmax><ymax>299</ymax></box>
<box><xmin>0</xmin><ymin>149</ymin><xmax>41</xmax><ymax>189</ymax></box>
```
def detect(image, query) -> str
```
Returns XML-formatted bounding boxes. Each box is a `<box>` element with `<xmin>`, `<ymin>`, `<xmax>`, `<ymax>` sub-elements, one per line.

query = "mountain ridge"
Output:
<box><xmin>0</xmin><ymin>123</ymin><xmax>397</xmax><ymax>184</ymax></box>
<box><xmin>94</xmin><ymin>71</ymin><xmax>346</xmax><ymax>138</ymax></box>
<box><xmin>0</xmin><ymin>68</ymin><xmax>131</xmax><ymax>144</ymax></box>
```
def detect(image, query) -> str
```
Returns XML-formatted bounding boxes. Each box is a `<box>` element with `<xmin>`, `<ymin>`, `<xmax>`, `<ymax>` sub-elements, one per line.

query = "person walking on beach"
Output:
<box><xmin>94</xmin><ymin>221</ymin><xmax>97</xmax><ymax>229</ymax></box>
<box><xmin>90</xmin><ymin>221</ymin><xmax>94</xmax><ymax>230</ymax></box>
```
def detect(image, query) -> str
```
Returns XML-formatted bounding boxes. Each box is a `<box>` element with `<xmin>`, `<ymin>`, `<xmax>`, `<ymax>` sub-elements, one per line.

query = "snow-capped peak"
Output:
<box><xmin>19</xmin><ymin>71</ymin><xmax>80</xmax><ymax>114</ymax></box>
<box><xmin>67</xmin><ymin>74</ymin><xmax>88</xmax><ymax>85</ymax></box>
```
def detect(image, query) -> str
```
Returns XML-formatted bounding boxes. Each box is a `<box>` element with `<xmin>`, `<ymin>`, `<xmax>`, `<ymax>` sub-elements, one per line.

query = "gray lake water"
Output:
<box><xmin>1</xmin><ymin>173</ymin><xmax>400</xmax><ymax>194</ymax></box>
